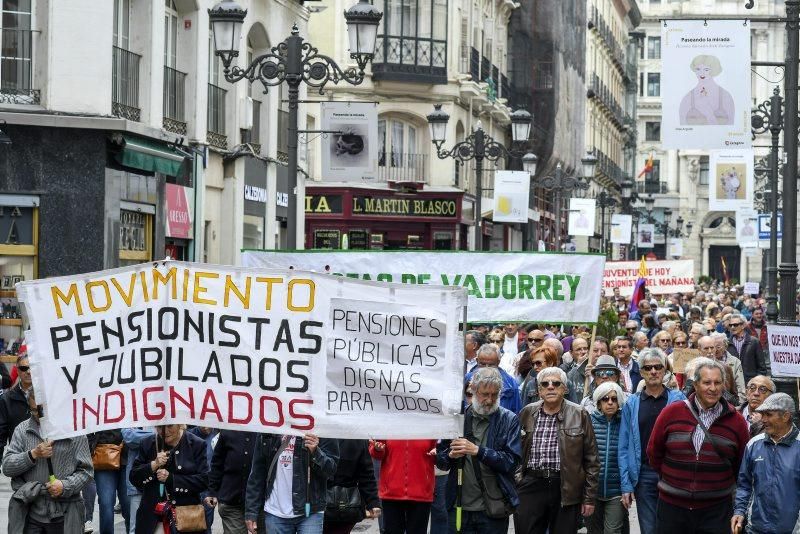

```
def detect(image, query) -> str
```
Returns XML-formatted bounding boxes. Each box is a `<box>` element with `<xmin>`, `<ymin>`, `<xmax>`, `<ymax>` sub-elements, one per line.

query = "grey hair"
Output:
<box><xmin>632</xmin><ymin>332</ymin><xmax>648</xmax><ymax>344</ymax></box>
<box><xmin>638</xmin><ymin>347</ymin><xmax>667</xmax><ymax>367</ymax></box>
<box><xmin>748</xmin><ymin>375</ymin><xmax>776</xmax><ymax>392</ymax></box>
<box><xmin>662</xmin><ymin>321</ymin><xmax>677</xmax><ymax>331</ymax></box>
<box><xmin>536</xmin><ymin>366</ymin><xmax>568</xmax><ymax>385</ymax></box>
<box><xmin>690</xmin><ymin>323</ymin><xmax>708</xmax><ymax>335</ymax></box>
<box><xmin>692</xmin><ymin>357</ymin><xmax>726</xmax><ymax>383</ymax></box>
<box><xmin>710</xmin><ymin>332</ymin><xmax>728</xmax><ymax>348</ymax></box>
<box><xmin>476</xmin><ymin>343</ymin><xmax>500</xmax><ymax>360</ymax></box>
<box><xmin>470</xmin><ymin>366</ymin><xmax>503</xmax><ymax>392</ymax></box>
<box><xmin>543</xmin><ymin>337</ymin><xmax>564</xmax><ymax>357</ymax></box>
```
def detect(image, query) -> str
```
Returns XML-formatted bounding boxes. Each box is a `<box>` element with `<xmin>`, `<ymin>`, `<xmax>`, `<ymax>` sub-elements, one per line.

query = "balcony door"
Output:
<box><xmin>379</xmin><ymin>118</ymin><xmax>424</xmax><ymax>182</ymax></box>
<box><xmin>113</xmin><ymin>0</ymin><xmax>130</xmax><ymax>49</ymax></box>
<box><xmin>164</xmin><ymin>0</ymin><xmax>178</xmax><ymax>68</ymax></box>
<box><xmin>0</xmin><ymin>0</ymin><xmax>34</xmax><ymax>102</ymax></box>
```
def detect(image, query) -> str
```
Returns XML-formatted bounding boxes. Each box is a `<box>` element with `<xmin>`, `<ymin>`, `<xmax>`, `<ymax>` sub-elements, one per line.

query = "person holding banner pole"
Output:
<box><xmin>3</xmin><ymin>388</ymin><xmax>93</xmax><ymax>534</ymax></box>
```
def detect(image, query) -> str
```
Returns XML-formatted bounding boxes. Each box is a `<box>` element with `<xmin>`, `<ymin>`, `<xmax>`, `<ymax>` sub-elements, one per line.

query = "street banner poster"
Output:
<box><xmin>637</xmin><ymin>223</ymin><xmax>655</xmax><ymax>248</ymax></box>
<box><xmin>672</xmin><ymin>348</ymin><xmax>701</xmax><ymax>374</ymax></box>
<box><xmin>661</xmin><ymin>20</ymin><xmax>751</xmax><ymax>149</ymax></box>
<box><xmin>736</xmin><ymin>207</ymin><xmax>758</xmax><ymax>248</ymax></box>
<box><xmin>610</xmin><ymin>214</ymin><xmax>632</xmax><ymax>244</ymax></box>
<box><xmin>743</xmin><ymin>281</ymin><xmax>760</xmax><ymax>296</ymax></box>
<box><xmin>568</xmin><ymin>198</ymin><xmax>596</xmax><ymax>237</ymax></box>
<box><xmin>603</xmin><ymin>259</ymin><xmax>696</xmax><ymax>297</ymax></box>
<box><xmin>165</xmin><ymin>184</ymin><xmax>193</xmax><ymax>239</ymax></box>
<box><xmin>242</xmin><ymin>251</ymin><xmax>606</xmax><ymax>323</ymax></box>
<box><xmin>708</xmin><ymin>150</ymin><xmax>754</xmax><ymax>211</ymax></box>
<box><xmin>320</xmin><ymin>102</ymin><xmax>378</xmax><ymax>182</ymax></box>
<box><xmin>758</xmin><ymin>213</ymin><xmax>782</xmax><ymax>241</ymax></box>
<box><xmin>766</xmin><ymin>324</ymin><xmax>800</xmax><ymax>378</ymax></box>
<box><xmin>16</xmin><ymin>261</ymin><xmax>467</xmax><ymax>440</ymax></box>
<box><xmin>493</xmin><ymin>171</ymin><xmax>530</xmax><ymax>223</ymax></box>
<box><xmin>669</xmin><ymin>238</ymin><xmax>683</xmax><ymax>257</ymax></box>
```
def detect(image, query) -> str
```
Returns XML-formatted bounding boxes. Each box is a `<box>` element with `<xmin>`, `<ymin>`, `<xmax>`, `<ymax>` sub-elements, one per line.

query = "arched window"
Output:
<box><xmin>378</xmin><ymin>117</ymin><xmax>424</xmax><ymax>182</ymax></box>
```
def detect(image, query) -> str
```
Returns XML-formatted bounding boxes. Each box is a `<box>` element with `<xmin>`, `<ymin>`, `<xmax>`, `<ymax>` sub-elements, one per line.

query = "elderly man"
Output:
<box><xmin>618</xmin><ymin>348</ymin><xmax>685</xmax><ymax>534</ymax></box>
<box><xmin>565</xmin><ymin>337</ymin><xmax>592</xmax><ymax>403</ymax></box>
<box><xmin>739</xmin><ymin>375</ymin><xmax>775</xmax><ymax>437</ymax></box>
<box><xmin>613</xmin><ymin>336</ymin><xmax>641</xmax><ymax>393</ymax></box>
<box><xmin>732</xmin><ymin>393</ymin><xmax>800</xmax><ymax>534</ymax></box>
<box><xmin>631</xmin><ymin>332</ymin><xmax>649</xmax><ymax>358</ymax></box>
<box><xmin>630</xmin><ymin>299</ymin><xmax>651</xmax><ymax>324</ymax></box>
<box><xmin>500</xmin><ymin>330</ymin><xmax>545</xmax><ymax>382</ymax></box>
<box><xmin>747</xmin><ymin>307</ymin><xmax>768</xmax><ymax>351</ymax></box>
<box><xmin>515</xmin><ymin>367</ymin><xmax>599</xmax><ymax>534</ymax></box>
<box><xmin>465</xmin><ymin>344</ymin><xmax>521</xmax><ymax>414</ymax></box>
<box><xmin>580</xmin><ymin>356</ymin><xmax>622</xmax><ymax>413</ymax></box>
<box><xmin>647</xmin><ymin>358</ymin><xmax>749</xmax><ymax>534</ymax></box>
<box><xmin>437</xmin><ymin>367</ymin><xmax>521</xmax><ymax>533</ymax></box>
<box><xmin>464</xmin><ymin>330</ymin><xmax>486</xmax><ymax>374</ymax></box>
<box><xmin>726</xmin><ymin>312</ymin><xmax>766</xmax><ymax>382</ymax></box>
<box><xmin>624</xmin><ymin>320</ymin><xmax>639</xmax><ymax>342</ymax></box>
<box><xmin>3</xmin><ymin>389</ymin><xmax>93</xmax><ymax>534</ymax></box>
<box><xmin>698</xmin><ymin>334</ymin><xmax>746</xmax><ymax>405</ymax></box>
<box><xmin>688</xmin><ymin>322</ymin><xmax>707</xmax><ymax>348</ymax></box>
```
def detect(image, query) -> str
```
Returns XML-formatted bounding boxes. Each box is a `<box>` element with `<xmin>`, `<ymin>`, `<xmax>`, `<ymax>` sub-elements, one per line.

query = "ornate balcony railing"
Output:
<box><xmin>0</xmin><ymin>29</ymin><xmax>39</xmax><ymax>104</ymax></box>
<box><xmin>163</xmin><ymin>66</ymin><xmax>187</xmax><ymax>135</ymax></box>
<box><xmin>207</xmin><ymin>83</ymin><xmax>227</xmax><ymax>149</ymax></box>
<box><xmin>378</xmin><ymin>151</ymin><xmax>428</xmax><ymax>183</ymax></box>
<box><xmin>112</xmin><ymin>46</ymin><xmax>141</xmax><ymax>121</ymax></box>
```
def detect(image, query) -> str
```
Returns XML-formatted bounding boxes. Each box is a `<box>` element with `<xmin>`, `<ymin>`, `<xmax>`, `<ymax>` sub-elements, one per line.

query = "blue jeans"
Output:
<box><xmin>430</xmin><ymin>475</ymin><xmax>449</xmax><ymax>534</ymax></box>
<box><xmin>199</xmin><ymin>491</ymin><xmax>215</xmax><ymax>533</ymax></box>
<box><xmin>95</xmin><ymin>469</ymin><xmax>130</xmax><ymax>534</ymax></box>
<box><xmin>264</xmin><ymin>513</ymin><xmax>324</xmax><ymax>534</ymax></box>
<box><xmin>83</xmin><ymin>478</ymin><xmax>96</xmax><ymax>522</ymax></box>
<box><xmin>634</xmin><ymin>464</ymin><xmax>659</xmax><ymax>534</ymax></box>
<box><xmin>128</xmin><ymin>494</ymin><xmax>141</xmax><ymax>534</ymax></box>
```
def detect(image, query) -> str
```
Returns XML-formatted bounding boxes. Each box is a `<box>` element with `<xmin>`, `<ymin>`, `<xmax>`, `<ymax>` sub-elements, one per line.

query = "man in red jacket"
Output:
<box><xmin>646</xmin><ymin>357</ymin><xmax>749</xmax><ymax>534</ymax></box>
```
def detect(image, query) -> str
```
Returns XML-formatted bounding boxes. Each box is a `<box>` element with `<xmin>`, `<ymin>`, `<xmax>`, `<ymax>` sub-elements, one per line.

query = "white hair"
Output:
<box><xmin>470</xmin><ymin>366</ymin><xmax>503</xmax><ymax>392</ymax></box>
<box><xmin>536</xmin><ymin>366</ymin><xmax>568</xmax><ymax>385</ymax></box>
<box><xmin>692</xmin><ymin>357</ymin><xmax>726</xmax><ymax>383</ymax></box>
<box><xmin>710</xmin><ymin>332</ymin><xmax>728</xmax><ymax>348</ymax></box>
<box><xmin>638</xmin><ymin>347</ymin><xmax>666</xmax><ymax>367</ymax></box>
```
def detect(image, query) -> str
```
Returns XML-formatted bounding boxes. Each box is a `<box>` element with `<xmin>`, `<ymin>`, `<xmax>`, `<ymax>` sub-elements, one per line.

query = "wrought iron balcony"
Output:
<box><xmin>163</xmin><ymin>66</ymin><xmax>187</xmax><ymax>135</ymax></box>
<box><xmin>112</xmin><ymin>46</ymin><xmax>141</xmax><ymax>121</ymax></box>
<box><xmin>207</xmin><ymin>83</ymin><xmax>227</xmax><ymax>149</ymax></box>
<box><xmin>636</xmin><ymin>180</ymin><xmax>668</xmax><ymax>194</ymax></box>
<box><xmin>241</xmin><ymin>99</ymin><xmax>261</xmax><ymax>154</ymax></box>
<box><xmin>372</xmin><ymin>34</ymin><xmax>447</xmax><ymax>84</ymax></box>
<box><xmin>277</xmin><ymin>109</ymin><xmax>289</xmax><ymax>164</ymax></box>
<box><xmin>469</xmin><ymin>47</ymin><xmax>479</xmax><ymax>82</ymax></box>
<box><xmin>0</xmin><ymin>29</ymin><xmax>39</xmax><ymax>105</ymax></box>
<box><xmin>378</xmin><ymin>151</ymin><xmax>428</xmax><ymax>183</ymax></box>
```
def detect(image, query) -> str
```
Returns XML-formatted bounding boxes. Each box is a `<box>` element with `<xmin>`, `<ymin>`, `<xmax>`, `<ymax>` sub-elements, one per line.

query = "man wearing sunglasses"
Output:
<box><xmin>618</xmin><ymin>348</ymin><xmax>685</xmax><ymax>534</ymax></box>
<box><xmin>579</xmin><ymin>356</ymin><xmax>622</xmax><ymax>414</ymax></box>
<box><xmin>515</xmin><ymin>367</ymin><xmax>599</xmax><ymax>534</ymax></box>
<box><xmin>725</xmin><ymin>312</ymin><xmax>766</xmax><ymax>383</ymax></box>
<box><xmin>0</xmin><ymin>354</ymin><xmax>32</xmax><ymax>461</ymax></box>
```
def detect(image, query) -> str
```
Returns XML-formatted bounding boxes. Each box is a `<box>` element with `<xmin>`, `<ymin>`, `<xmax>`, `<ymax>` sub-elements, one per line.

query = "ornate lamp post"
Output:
<box><xmin>209</xmin><ymin>0</ymin><xmax>383</xmax><ymax>249</ymax></box>
<box><xmin>427</xmin><ymin>105</ymin><xmax>535</xmax><ymax>250</ymax></box>
<box><xmin>596</xmin><ymin>191</ymin><xmax>618</xmax><ymax>257</ymax></box>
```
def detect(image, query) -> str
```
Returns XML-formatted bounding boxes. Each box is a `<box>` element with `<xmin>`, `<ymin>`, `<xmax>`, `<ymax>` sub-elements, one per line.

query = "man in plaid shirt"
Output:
<box><xmin>515</xmin><ymin>367</ymin><xmax>599</xmax><ymax>534</ymax></box>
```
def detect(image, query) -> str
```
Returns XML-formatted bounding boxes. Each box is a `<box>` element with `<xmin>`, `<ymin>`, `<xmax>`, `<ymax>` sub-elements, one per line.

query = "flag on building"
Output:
<box><xmin>721</xmin><ymin>256</ymin><xmax>730</xmax><ymax>284</ymax></box>
<box><xmin>637</xmin><ymin>153</ymin><xmax>654</xmax><ymax>180</ymax></box>
<box><xmin>629</xmin><ymin>256</ymin><xmax>648</xmax><ymax>313</ymax></box>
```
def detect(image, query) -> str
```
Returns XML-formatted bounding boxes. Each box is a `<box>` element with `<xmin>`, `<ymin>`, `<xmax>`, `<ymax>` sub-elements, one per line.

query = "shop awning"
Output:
<box><xmin>115</xmin><ymin>135</ymin><xmax>186</xmax><ymax>177</ymax></box>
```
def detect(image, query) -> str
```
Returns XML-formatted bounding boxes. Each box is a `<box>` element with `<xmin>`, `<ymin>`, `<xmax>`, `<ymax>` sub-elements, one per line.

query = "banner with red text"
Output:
<box><xmin>767</xmin><ymin>325</ymin><xmax>800</xmax><ymax>378</ymax></box>
<box><xmin>603</xmin><ymin>259</ymin><xmax>695</xmax><ymax>297</ymax></box>
<box><xmin>16</xmin><ymin>261</ymin><xmax>466</xmax><ymax>440</ymax></box>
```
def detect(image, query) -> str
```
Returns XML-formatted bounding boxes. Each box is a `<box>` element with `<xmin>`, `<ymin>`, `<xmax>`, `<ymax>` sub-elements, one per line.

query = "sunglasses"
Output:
<box><xmin>594</xmin><ymin>370</ymin><xmax>618</xmax><ymax>378</ymax></box>
<box><xmin>641</xmin><ymin>364</ymin><xmax>665</xmax><ymax>372</ymax></box>
<box><xmin>600</xmin><ymin>395</ymin><xmax>618</xmax><ymax>404</ymax></box>
<box><xmin>730</xmin><ymin>322</ymin><xmax>744</xmax><ymax>327</ymax></box>
<box><xmin>17</xmin><ymin>365</ymin><xmax>30</xmax><ymax>372</ymax></box>
<box><xmin>528</xmin><ymin>337</ymin><xmax>544</xmax><ymax>342</ymax></box>
<box><xmin>674</xmin><ymin>341</ymin><xmax>687</xmax><ymax>346</ymax></box>
<box><xmin>626</xmin><ymin>327</ymin><xmax>637</xmax><ymax>331</ymax></box>
<box><xmin>532</xmin><ymin>360</ymin><xmax>546</xmax><ymax>368</ymax></box>
<box><xmin>539</xmin><ymin>380</ymin><xmax>563</xmax><ymax>388</ymax></box>
<box><xmin>746</xmin><ymin>385</ymin><xmax>772</xmax><ymax>394</ymax></box>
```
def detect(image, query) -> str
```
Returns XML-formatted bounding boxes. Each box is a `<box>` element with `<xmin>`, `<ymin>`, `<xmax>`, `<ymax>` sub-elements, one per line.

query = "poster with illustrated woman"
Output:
<box><xmin>662</xmin><ymin>20</ymin><xmax>751</xmax><ymax>149</ymax></box>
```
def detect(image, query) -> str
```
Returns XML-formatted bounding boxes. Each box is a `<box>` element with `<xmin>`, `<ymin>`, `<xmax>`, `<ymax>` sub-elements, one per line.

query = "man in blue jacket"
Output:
<box><xmin>618</xmin><ymin>348</ymin><xmax>685</xmax><ymax>534</ymax></box>
<box><xmin>732</xmin><ymin>393</ymin><xmax>800</xmax><ymax>534</ymax></box>
<box><xmin>437</xmin><ymin>366</ymin><xmax>521</xmax><ymax>533</ymax></box>
<box><xmin>464</xmin><ymin>344</ymin><xmax>522</xmax><ymax>414</ymax></box>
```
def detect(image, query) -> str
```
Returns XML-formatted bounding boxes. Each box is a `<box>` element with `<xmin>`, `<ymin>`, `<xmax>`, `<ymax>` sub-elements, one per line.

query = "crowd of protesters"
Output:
<box><xmin>0</xmin><ymin>281</ymin><xmax>797</xmax><ymax>533</ymax></box>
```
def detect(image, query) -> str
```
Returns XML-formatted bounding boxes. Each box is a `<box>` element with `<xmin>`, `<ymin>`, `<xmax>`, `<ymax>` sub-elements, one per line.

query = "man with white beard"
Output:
<box><xmin>436</xmin><ymin>367</ymin><xmax>522</xmax><ymax>532</ymax></box>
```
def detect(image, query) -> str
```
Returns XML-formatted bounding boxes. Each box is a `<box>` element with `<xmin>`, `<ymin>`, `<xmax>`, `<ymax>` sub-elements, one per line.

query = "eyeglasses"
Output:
<box><xmin>17</xmin><ymin>366</ymin><xmax>29</xmax><ymax>372</ymax></box>
<box><xmin>626</xmin><ymin>327</ymin><xmax>637</xmax><ymax>331</ymax></box>
<box><xmin>674</xmin><ymin>341</ymin><xmax>687</xmax><ymax>347</ymax></box>
<box><xmin>528</xmin><ymin>337</ymin><xmax>544</xmax><ymax>343</ymax></box>
<box><xmin>594</xmin><ymin>370</ymin><xmax>618</xmax><ymax>378</ymax></box>
<box><xmin>600</xmin><ymin>395</ymin><xmax>618</xmax><ymax>404</ymax></box>
<box><xmin>532</xmin><ymin>360</ymin><xmax>546</xmax><ymax>368</ymax></box>
<box><xmin>539</xmin><ymin>380</ymin><xmax>563</xmax><ymax>388</ymax></box>
<box><xmin>641</xmin><ymin>364</ymin><xmax>665</xmax><ymax>372</ymax></box>
<box><xmin>730</xmin><ymin>322</ymin><xmax>744</xmax><ymax>327</ymax></box>
<box><xmin>746</xmin><ymin>384</ymin><xmax>773</xmax><ymax>394</ymax></box>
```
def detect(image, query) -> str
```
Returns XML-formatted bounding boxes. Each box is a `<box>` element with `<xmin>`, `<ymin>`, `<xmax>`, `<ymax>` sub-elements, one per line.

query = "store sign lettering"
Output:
<box><xmin>352</xmin><ymin>197</ymin><xmax>457</xmax><ymax>218</ymax></box>
<box><xmin>0</xmin><ymin>205</ymin><xmax>34</xmax><ymax>245</ymax></box>
<box><xmin>120</xmin><ymin>210</ymin><xmax>147</xmax><ymax>252</ymax></box>
<box><xmin>277</xmin><ymin>192</ymin><xmax>289</xmax><ymax>208</ymax></box>
<box><xmin>244</xmin><ymin>185</ymin><xmax>268</xmax><ymax>203</ymax></box>
<box><xmin>305</xmin><ymin>195</ymin><xmax>343</xmax><ymax>214</ymax></box>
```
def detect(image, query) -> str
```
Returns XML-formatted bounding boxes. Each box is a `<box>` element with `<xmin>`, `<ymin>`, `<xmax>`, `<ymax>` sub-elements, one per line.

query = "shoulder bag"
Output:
<box><xmin>683</xmin><ymin>399</ymin><xmax>732</xmax><ymax>469</ymax></box>
<box><xmin>92</xmin><ymin>442</ymin><xmax>123</xmax><ymax>471</ymax></box>
<box><xmin>163</xmin><ymin>434</ymin><xmax>207</xmax><ymax>533</ymax></box>
<box><xmin>325</xmin><ymin>485</ymin><xmax>364</xmax><ymax>523</ymax></box>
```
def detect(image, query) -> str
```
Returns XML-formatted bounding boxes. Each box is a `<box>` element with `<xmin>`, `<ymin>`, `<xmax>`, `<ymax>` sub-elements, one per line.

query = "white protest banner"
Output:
<box><xmin>736</xmin><ymin>207</ymin><xmax>758</xmax><ymax>248</ymax></box>
<box><xmin>743</xmin><ymin>281</ymin><xmax>760</xmax><ymax>296</ymax></box>
<box><xmin>242</xmin><ymin>251</ymin><xmax>605</xmax><ymax>323</ymax></box>
<box><xmin>637</xmin><ymin>224</ymin><xmax>655</xmax><ymax>248</ymax></box>
<box><xmin>610</xmin><ymin>214</ymin><xmax>632</xmax><ymax>244</ymax></box>
<box><xmin>16</xmin><ymin>262</ymin><xmax>466</xmax><ymax>440</ymax></box>
<box><xmin>709</xmin><ymin>150</ymin><xmax>754</xmax><ymax>211</ymax></box>
<box><xmin>493</xmin><ymin>171</ymin><xmax>530</xmax><ymax>223</ymax></box>
<box><xmin>661</xmin><ymin>20</ymin><xmax>751</xmax><ymax>149</ymax></box>
<box><xmin>320</xmin><ymin>102</ymin><xmax>378</xmax><ymax>182</ymax></box>
<box><xmin>568</xmin><ymin>198</ymin><xmax>596</xmax><ymax>237</ymax></box>
<box><xmin>603</xmin><ymin>259</ymin><xmax>696</xmax><ymax>297</ymax></box>
<box><xmin>767</xmin><ymin>324</ymin><xmax>800</xmax><ymax>378</ymax></box>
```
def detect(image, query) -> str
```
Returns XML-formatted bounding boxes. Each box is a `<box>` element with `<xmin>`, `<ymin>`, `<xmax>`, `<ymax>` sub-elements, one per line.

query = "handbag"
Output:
<box><xmin>172</xmin><ymin>504</ymin><xmax>207</xmax><ymax>533</ymax></box>
<box><xmin>683</xmin><ymin>400</ymin><xmax>732</xmax><ymax>469</ymax></box>
<box><xmin>465</xmin><ymin>409</ymin><xmax>515</xmax><ymax>518</ymax></box>
<box><xmin>92</xmin><ymin>443</ymin><xmax>123</xmax><ymax>471</ymax></box>
<box><xmin>325</xmin><ymin>485</ymin><xmax>364</xmax><ymax>523</ymax></box>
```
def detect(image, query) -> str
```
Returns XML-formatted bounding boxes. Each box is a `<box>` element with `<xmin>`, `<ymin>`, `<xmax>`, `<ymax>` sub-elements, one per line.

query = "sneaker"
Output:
<box><xmin>84</xmin><ymin>521</ymin><xmax>93</xmax><ymax>534</ymax></box>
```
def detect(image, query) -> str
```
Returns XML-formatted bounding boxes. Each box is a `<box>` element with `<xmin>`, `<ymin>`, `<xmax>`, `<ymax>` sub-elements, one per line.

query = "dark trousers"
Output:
<box><xmin>322</xmin><ymin>521</ymin><xmax>358</xmax><ymax>534</ymax></box>
<box><xmin>24</xmin><ymin>517</ymin><xmax>64</xmax><ymax>534</ymax></box>
<box><xmin>382</xmin><ymin>500</ymin><xmax>431</xmax><ymax>534</ymax></box>
<box><xmin>656</xmin><ymin>498</ymin><xmax>733</xmax><ymax>534</ymax></box>
<box><xmin>447</xmin><ymin>509</ymin><xmax>508</xmax><ymax>534</ymax></box>
<box><xmin>513</xmin><ymin>473</ymin><xmax>580</xmax><ymax>534</ymax></box>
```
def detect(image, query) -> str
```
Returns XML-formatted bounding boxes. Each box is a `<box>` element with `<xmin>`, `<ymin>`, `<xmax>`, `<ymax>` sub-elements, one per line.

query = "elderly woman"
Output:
<box><xmin>652</xmin><ymin>331</ymin><xmax>673</xmax><ymax>355</ymax></box>
<box><xmin>519</xmin><ymin>345</ymin><xmax>559</xmax><ymax>407</ymax></box>
<box><xmin>580</xmin><ymin>356</ymin><xmax>623</xmax><ymax>412</ymax></box>
<box><xmin>586</xmin><ymin>382</ymin><xmax>627</xmax><ymax>534</ymax></box>
<box><xmin>130</xmin><ymin>424</ymin><xmax>208</xmax><ymax>534</ymax></box>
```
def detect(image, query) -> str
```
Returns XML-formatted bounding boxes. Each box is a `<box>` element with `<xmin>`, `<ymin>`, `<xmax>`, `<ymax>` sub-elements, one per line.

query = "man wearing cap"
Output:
<box><xmin>579</xmin><ymin>356</ymin><xmax>622</xmax><ymax>414</ymax></box>
<box><xmin>732</xmin><ymin>393</ymin><xmax>800</xmax><ymax>534</ymax></box>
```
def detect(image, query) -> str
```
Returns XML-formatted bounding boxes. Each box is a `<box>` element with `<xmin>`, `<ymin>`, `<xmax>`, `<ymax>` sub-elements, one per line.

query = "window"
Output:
<box><xmin>113</xmin><ymin>0</ymin><xmax>130</xmax><ymax>49</ymax></box>
<box><xmin>639</xmin><ymin>72</ymin><xmax>644</xmax><ymax>97</ymax></box>
<box><xmin>650</xmin><ymin>160</ymin><xmax>661</xmax><ymax>182</ymax></box>
<box><xmin>647</xmin><ymin>36</ymin><xmax>661</xmax><ymax>59</ymax></box>
<box><xmin>645</xmin><ymin>121</ymin><xmax>661</xmax><ymax>141</ymax></box>
<box><xmin>378</xmin><ymin>118</ymin><xmax>425</xmax><ymax>181</ymax></box>
<box><xmin>1</xmin><ymin>0</ymin><xmax>33</xmax><ymax>97</ymax></box>
<box><xmin>699</xmin><ymin>156</ymin><xmax>709</xmax><ymax>185</ymax></box>
<box><xmin>164</xmin><ymin>0</ymin><xmax>178</xmax><ymax>68</ymax></box>
<box><xmin>647</xmin><ymin>73</ymin><xmax>660</xmax><ymax>97</ymax></box>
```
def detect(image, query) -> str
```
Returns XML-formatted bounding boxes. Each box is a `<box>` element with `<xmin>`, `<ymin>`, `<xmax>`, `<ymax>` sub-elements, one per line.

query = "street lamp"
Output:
<box><xmin>427</xmin><ymin>104</ymin><xmax>533</xmax><ymax>250</ymax></box>
<box><xmin>596</xmin><ymin>191</ymin><xmax>618</xmax><ymax>258</ymax></box>
<box><xmin>209</xmin><ymin>0</ymin><xmax>382</xmax><ymax>249</ymax></box>
<box><xmin>537</xmin><ymin>155</ymin><xmax>596</xmax><ymax>251</ymax></box>
<box><xmin>522</xmin><ymin>153</ymin><xmax>538</xmax><ymax>176</ymax></box>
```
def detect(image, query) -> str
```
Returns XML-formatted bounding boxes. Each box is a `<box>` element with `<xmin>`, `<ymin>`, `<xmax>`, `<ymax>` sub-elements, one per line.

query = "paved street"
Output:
<box><xmin>0</xmin><ymin>473</ymin><xmax>642</xmax><ymax>534</ymax></box>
